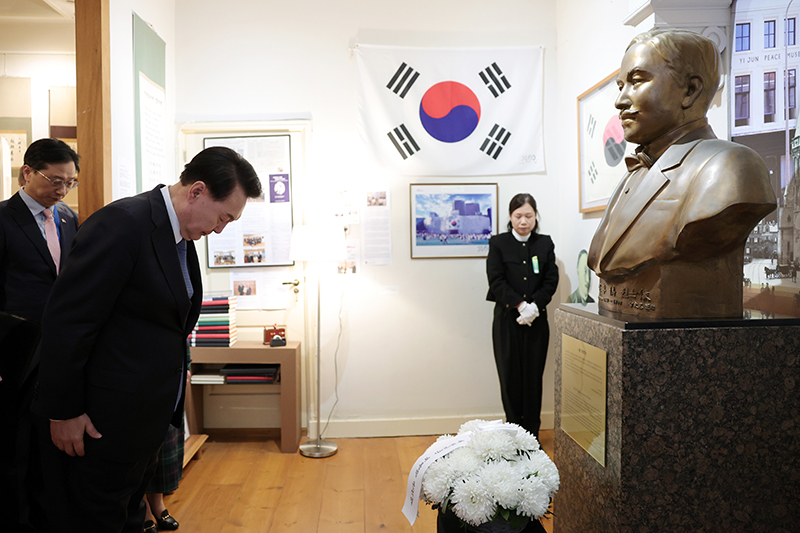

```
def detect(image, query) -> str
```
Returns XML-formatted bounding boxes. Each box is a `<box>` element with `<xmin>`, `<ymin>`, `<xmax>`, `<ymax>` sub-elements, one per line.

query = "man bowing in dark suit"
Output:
<box><xmin>0</xmin><ymin>138</ymin><xmax>80</xmax><ymax>532</ymax></box>
<box><xmin>32</xmin><ymin>146</ymin><xmax>262</xmax><ymax>532</ymax></box>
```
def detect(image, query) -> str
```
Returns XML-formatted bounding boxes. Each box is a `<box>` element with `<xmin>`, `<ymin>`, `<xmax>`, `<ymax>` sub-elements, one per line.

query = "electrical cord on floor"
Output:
<box><xmin>320</xmin><ymin>276</ymin><xmax>345</xmax><ymax>437</ymax></box>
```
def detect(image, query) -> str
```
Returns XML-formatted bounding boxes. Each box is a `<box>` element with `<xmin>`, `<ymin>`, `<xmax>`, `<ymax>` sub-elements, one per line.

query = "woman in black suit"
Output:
<box><xmin>486</xmin><ymin>193</ymin><xmax>558</xmax><ymax>438</ymax></box>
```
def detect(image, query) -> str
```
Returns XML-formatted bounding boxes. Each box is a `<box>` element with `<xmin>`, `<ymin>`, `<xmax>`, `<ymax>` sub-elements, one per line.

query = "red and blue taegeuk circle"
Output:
<box><xmin>419</xmin><ymin>81</ymin><xmax>481</xmax><ymax>143</ymax></box>
<box><xmin>603</xmin><ymin>115</ymin><xmax>627</xmax><ymax>167</ymax></box>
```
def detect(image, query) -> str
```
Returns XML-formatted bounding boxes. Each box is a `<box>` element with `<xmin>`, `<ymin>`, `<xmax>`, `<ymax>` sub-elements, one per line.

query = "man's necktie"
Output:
<box><xmin>43</xmin><ymin>208</ymin><xmax>60</xmax><ymax>273</ymax></box>
<box><xmin>177</xmin><ymin>239</ymin><xmax>194</xmax><ymax>299</ymax></box>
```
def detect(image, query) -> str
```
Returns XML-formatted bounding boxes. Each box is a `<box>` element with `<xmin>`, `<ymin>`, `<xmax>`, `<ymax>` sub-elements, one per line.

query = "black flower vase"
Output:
<box><xmin>436</xmin><ymin>507</ymin><xmax>546</xmax><ymax>533</ymax></box>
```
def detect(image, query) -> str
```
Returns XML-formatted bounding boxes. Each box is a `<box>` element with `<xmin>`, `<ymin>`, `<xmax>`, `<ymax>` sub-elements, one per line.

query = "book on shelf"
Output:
<box><xmin>196</xmin><ymin>323</ymin><xmax>238</xmax><ymax>329</ymax></box>
<box><xmin>196</xmin><ymin>319</ymin><xmax>235</xmax><ymax>326</ymax></box>
<box><xmin>201</xmin><ymin>294</ymin><xmax>236</xmax><ymax>303</ymax></box>
<box><xmin>219</xmin><ymin>363</ymin><xmax>279</xmax><ymax>376</ymax></box>
<box><xmin>192</xmin><ymin>326</ymin><xmax>237</xmax><ymax>333</ymax></box>
<box><xmin>201</xmin><ymin>298</ymin><xmax>235</xmax><ymax>306</ymax></box>
<box><xmin>189</xmin><ymin>333</ymin><xmax>237</xmax><ymax>339</ymax></box>
<box><xmin>199</xmin><ymin>295</ymin><xmax>236</xmax><ymax>314</ymax></box>
<box><xmin>225</xmin><ymin>375</ymin><xmax>276</xmax><ymax>384</ymax></box>
<box><xmin>190</xmin><ymin>373</ymin><xmax>226</xmax><ymax>385</ymax></box>
<box><xmin>197</xmin><ymin>313</ymin><xmax>235</xmax><ymax>319</ymax></box>
<box><xmin>199</xmin><ymin>306</ymin><xmax>232</xmax><ymax>314</ymax></box>
<box><xmin>189</xmin><ymin>338</ymin><xmax>237</xmax><ymax>347</ymax></box>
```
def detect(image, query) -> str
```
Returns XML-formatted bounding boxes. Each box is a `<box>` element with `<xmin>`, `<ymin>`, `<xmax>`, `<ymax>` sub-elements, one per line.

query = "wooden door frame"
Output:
<box><xmin>75</xmin><ymin>0</ymin><xmax>112</xmax><ymax>221</ymax></box>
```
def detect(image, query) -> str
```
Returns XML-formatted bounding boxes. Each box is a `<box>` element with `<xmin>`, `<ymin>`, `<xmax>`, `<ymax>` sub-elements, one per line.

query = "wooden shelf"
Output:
<box><xmin>183</xmin><ymin>434</ymin><xmax>208</xmax><ymax>467</ymax></box>
<box><xmin>187</xmin><ymin>341</ymin><xmax>301</xmax><ymax>453</ymax></box>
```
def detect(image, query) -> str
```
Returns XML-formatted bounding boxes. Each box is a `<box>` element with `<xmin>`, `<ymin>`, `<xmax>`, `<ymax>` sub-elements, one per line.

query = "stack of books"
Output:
<box><xmin>189</xmin><ymin>373</ymin><xmax>226</xmax><ymax>385</ymax></box>
<box><xmin>189</xmin><ymin>295</ymin><xmax>237</xmax><ymax>347</ymax></box>
<box><xmin>219</xmin><ymin>363</ymin><xmax>279</xmax><ymax>384</ymax></box>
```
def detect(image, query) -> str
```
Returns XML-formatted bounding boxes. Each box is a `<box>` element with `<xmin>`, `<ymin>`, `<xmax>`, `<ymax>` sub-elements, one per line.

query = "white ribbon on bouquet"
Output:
<box><xmin>401</xmin><ymin>420</ymin><xmax>520</xmax><ymax>525</ymax></box>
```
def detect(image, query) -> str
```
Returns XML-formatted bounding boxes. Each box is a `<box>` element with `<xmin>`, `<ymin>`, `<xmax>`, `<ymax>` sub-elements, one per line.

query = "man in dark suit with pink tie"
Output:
<box><xmin>32</xmin><ymin>146</ymin><xmax>262</xmax><ymax>532</ymax></box>
<box><xmin>0</xmin><ymin>138</ymin><xmax>81</xmax><ymax>532</ymax></box>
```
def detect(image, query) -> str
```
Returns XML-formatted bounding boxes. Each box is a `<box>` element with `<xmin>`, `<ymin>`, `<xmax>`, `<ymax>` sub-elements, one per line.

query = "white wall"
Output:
<box><xmin>109</xmin><ymin>0</ymin><xmax>176</xmax><ymax>200</ymax></box>
<box><xmin>172</xmin><ymin>0</ymin><xmax>735</xmax><ymax>438</ymax></box>
<box><xmin>0</xmin><ymin>18</ymin><xmax>75</xmax><ymax>146</ymax></box>
<box><xmin>175</xmin><ymin>0</ymin><xmax>562</xmax><ymax>437</ymax></box>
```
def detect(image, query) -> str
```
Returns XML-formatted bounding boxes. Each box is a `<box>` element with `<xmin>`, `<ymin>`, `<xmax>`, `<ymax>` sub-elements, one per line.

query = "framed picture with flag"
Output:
<box><xmin>410</xmin><ymin>183</ymin><xmax>498</xmax><ymax>259</ymax></box>
<box><xmin>577</xmin><ymin>70</ymin><xmax>628</xmax><ymax>213</ymax></box>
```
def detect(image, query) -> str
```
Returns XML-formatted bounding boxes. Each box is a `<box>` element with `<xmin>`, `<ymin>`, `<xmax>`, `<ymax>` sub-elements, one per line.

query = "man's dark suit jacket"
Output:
<box><xmin>0</xmin><ymin>192</ymin><xmax>80</xmax><ymax>323</ymax></box>
<box><xmin>0</xmin><ymin>193</ymin><xmax>79</xmax><ymax>384</ymax></box>
<box><xmin>32</xmin><ymin>186</ymin><xmax>202</xmax><ymax>462</ymax></box>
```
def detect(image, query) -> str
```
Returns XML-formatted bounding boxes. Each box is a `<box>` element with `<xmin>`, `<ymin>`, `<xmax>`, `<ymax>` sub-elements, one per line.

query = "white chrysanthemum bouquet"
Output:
<box><xmin>420</xmin><ymin>420</ymin><xmax>559</xmax><ymax>530</ymax></box>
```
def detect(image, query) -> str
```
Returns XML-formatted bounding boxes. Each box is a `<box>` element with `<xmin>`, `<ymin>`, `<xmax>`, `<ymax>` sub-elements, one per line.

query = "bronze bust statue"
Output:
<box><xmin>587</xmin><ymin>29</ymin><xmax>776</xmax><ymax>319</ymax></box>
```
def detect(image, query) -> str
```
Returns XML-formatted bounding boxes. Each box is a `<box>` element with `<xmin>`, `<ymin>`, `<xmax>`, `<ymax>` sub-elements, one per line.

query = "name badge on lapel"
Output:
<box><xmin>532</xmin><ymin>256</ymin><xmax>540</xmax><ymax>274</ymax></box>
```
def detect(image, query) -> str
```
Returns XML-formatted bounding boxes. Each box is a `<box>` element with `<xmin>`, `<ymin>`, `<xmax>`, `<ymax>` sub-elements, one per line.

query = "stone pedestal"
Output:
<box><xmin>554</xmin><ymin>304</ymin><xmax>800</xmax><ymax>533</ymax></box>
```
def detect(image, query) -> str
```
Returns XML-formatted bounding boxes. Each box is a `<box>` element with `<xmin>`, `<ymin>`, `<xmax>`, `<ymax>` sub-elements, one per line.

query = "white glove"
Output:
<box><xmin>516</xmin><ymin>301</ymin><xmax>540</xmax><ymax>326</ymax></box>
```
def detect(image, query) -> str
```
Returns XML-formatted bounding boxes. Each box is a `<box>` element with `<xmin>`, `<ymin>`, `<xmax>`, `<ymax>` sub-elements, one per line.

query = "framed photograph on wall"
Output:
<box><xmin>577</xmin><ymin>70</ymin><xmax>628</xmax><ymax>213</ymax></box>
<box><xmin>410</xmin><ymin>183</ymin><xmax>498</xmax><ymax>259</ymax></box>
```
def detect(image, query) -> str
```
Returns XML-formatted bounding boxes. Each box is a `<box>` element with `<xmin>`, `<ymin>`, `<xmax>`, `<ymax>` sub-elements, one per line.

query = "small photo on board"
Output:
<box><xmin>244</xmin><ymin>250</ymin><xmax>266</xmax><ymax>264</ymax></box>
<box><xmin>367</xmin><ymin>191</ymin><xmax>387</xmax><ymax>206</ymax></box>
<box><xmin>243</xmin><ymin>234</ymin><xmax>264</xmax><ymax>247</ymax></box>
<box><xmin>235</xmin><ymin>280</ymin><xmax>256</xmax><ymax>296</ymax></box>
<box><xmin>214</xmin><ymin>251</ymin><xmax>236</xmax><ymax>266</ymax></box>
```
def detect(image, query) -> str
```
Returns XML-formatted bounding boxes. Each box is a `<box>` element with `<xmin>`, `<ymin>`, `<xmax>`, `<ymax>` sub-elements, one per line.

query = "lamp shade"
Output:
<box><xmin>290</xmin><ymin>223</ymin><xmax>347</xmax><ymax>262</ymax></box>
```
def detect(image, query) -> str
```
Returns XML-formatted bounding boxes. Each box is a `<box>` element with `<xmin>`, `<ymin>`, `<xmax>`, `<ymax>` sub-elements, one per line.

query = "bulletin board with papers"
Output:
<box><xmin>203</xmin><ymin>135</ymin><xmax>294</xmax><ymax>268</ymax></box>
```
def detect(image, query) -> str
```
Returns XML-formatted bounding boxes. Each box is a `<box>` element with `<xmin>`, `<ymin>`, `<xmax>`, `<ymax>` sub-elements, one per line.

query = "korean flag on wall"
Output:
<box><xmin>356</xmin><ymin>44</ymin><xmax>544</xmax><ymax>176</ymax></box>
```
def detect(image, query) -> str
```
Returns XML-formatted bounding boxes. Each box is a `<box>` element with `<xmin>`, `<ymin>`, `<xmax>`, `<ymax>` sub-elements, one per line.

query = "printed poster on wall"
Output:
<box><xmin>138</xmin><ymin>73</ymin><xmax>166</xmax><ymax>193</ymax></box>
<box><xmin>204</xmin><ymin>135</ymin><xmax>293</xmax><ymax>268</ymax></box>
<box><xmin>132</xmin><ymin>12</ymin><xmax>166</xmax><ymax>194</ymax></box>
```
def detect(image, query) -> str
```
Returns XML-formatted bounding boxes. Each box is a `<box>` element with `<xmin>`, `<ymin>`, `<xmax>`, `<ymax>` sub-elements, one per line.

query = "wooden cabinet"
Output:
<box><xmin>187</xmin><ymin>341</ymin><xmax>301</xmax><ymax>453</ymax></box>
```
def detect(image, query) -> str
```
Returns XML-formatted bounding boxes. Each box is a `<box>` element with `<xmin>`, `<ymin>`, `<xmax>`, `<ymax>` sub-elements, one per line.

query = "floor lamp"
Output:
<box><xmin>291</xmin><ymin>223</ymin><xmax>346</xmax><ymax>458</ymax></box>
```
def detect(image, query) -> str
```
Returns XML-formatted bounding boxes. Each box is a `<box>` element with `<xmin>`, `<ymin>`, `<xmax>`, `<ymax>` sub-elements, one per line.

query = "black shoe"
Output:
<box><xmin>156</xmin><ymin>510</ymin><xmax>179</xmax><ymax>530</ymax></box>
<box><xmin>143</xmin><ymin>520</ymin><xmax>157</xmax><ymax>533</ymax></box>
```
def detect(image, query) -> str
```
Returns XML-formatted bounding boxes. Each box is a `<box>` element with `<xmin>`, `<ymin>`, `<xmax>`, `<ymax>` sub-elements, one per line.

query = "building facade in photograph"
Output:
<box><xmin>732</xmin><ymin>0</ymin><xmax>799</xmax><ymax>136</ymax></box>
<box><xmin>732</xmin><ymin>0</ymin><xmax>800</xmax><ymax>266</ymax></box>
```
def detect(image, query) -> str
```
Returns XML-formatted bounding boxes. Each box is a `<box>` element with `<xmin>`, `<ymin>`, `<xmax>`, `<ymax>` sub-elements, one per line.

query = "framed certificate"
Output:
<box><xmin>577</xmin><ymin>70</ymin><xmax>628</xmax><ymax>213</ymax></box>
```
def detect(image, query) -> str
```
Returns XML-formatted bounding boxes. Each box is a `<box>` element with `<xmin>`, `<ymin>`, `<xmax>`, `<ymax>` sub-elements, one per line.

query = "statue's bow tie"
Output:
<box><xmin>624</xmin><ymin>150</ymin><xmax>654</xmax><ymax>172</ymax></box>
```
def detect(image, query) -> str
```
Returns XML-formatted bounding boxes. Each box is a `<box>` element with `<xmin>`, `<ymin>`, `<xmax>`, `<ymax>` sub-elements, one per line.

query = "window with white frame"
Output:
<box><xmin>735</xmin><ymin>75</ymin><xmax>751</xmax><ymax>127</ymax></box>
<box><xmin>765</xmin><ymin>71</ymin><xmax>777</xmax><ymax>123</ymax></box>
<box><xmin>736</xmin><ymin>23</ymin><xmax>751</xmax><ymax>51</ymax></box>
<box><xmin>765</xmin><ymin>20</ymin><xmax>776</xmax><ymax>48</ymax></box>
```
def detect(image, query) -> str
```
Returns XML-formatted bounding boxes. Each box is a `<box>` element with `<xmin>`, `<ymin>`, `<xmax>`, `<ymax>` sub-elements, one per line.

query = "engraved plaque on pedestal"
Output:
<box><xmin>561</xmin><ymin>334</ymin><xmax>607</xmax><ymax>466</ymax></box>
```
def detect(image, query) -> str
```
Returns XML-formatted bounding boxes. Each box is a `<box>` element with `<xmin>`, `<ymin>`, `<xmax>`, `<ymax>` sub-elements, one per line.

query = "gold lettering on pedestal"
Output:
<box><xmin>599</xmin><ymin>282</ymin><xmax>656</xmax><ymax>312</ymax></box>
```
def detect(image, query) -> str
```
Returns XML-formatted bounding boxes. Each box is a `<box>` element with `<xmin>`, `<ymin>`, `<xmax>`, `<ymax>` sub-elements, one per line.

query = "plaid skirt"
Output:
<box><xmin>146</xmin><ymin>421</ymin><xmax>185</xmax><ymax>494</ymax></box>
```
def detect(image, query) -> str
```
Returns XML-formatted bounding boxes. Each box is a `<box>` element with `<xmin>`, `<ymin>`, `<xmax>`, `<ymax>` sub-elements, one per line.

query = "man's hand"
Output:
<box><xmin>50</xmin><ymin>414</ymin><xmax>102</xmax><ymax>457</ymax></box>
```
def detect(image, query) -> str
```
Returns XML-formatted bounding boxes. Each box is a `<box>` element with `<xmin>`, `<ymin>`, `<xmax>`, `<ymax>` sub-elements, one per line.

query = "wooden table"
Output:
<box><xmin>187</xmin><ymin>340</ymin><xmax>301</xmax><ymax>453</ymax></box>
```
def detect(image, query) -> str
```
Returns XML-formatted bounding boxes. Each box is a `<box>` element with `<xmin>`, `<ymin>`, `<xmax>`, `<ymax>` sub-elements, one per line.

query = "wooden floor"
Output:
<box><xmin>164</xmin><ymin>430</ymin><xmax>555</xmax><ymax>533</ymax></box>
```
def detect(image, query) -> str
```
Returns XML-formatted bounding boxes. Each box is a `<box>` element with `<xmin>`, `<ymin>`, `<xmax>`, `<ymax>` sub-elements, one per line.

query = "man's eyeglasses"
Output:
<box><xmin>34</xmin><ymin>168</ymin><xmax>79</xmax><ymax>190</ymax></box>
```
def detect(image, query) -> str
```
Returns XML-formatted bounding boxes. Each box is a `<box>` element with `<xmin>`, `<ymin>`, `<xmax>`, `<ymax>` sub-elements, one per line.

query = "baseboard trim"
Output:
<box><xmin>316</xmin><ymin>411</ymin><xmax>555</xmax><ymax>439</ymax></box>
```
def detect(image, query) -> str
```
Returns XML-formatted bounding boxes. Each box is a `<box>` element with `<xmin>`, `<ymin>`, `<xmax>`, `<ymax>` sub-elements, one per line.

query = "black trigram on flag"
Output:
<box><xmin>588</xmin><ymin>161</ymin><xmax>599</xmax><ymax>184</ymax></box>
<box><xmin>479</xmin><ymin>63</ymin><xmax>511</xmax><ymax>97</ymax></box>
<box><xmin>586</xmin><ymin>114</ymin><xmax>597</xmax><ymax>138</ymax></box>
<box><xmin>387</xmin><ymin>124</ymin><xmax>420</xmax><ymax>160</ymax></box>
<box><xmin>386</xmin><ymin>62</ymin><xmax>420</xmax><ymax>98</ymax></box>
<box><xmin>480</xmin><ymin>125</ymin><xmax>511</xmax><ymax>160</ymax></box>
